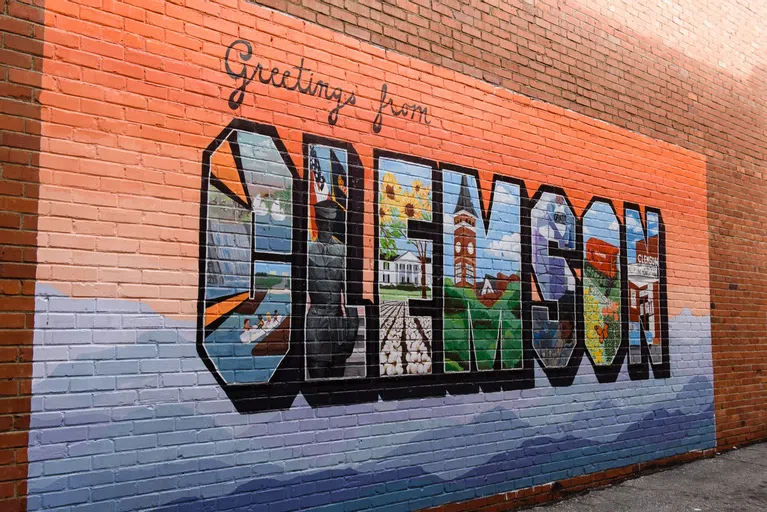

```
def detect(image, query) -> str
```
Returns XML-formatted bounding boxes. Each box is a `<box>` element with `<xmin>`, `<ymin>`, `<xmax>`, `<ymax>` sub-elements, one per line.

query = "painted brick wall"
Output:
<box><xmin>0</xmin><ymin>0</ymin><xmax>762</xmax><ymax>511</ymax></box>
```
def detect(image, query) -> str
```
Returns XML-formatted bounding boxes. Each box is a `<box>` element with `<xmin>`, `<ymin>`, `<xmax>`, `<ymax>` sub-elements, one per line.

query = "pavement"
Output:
<box><xmin>530</xmin><ymin>442</ymin><xmax>767</xmax><ymax>512</ymax></box>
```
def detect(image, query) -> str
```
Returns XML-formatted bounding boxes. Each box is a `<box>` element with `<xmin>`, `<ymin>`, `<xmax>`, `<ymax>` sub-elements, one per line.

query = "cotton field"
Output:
<box><xmin>380</xmin><ymin>301</ymin><xmax>432</xmax><ymax>375</ymax></box>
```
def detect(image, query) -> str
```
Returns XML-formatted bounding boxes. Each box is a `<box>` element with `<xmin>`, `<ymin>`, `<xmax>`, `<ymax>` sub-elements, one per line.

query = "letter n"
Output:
<box><xmin>625</xmin><ymin>204</ymin><xmax>669</xmax><ymax>375</ymax></box>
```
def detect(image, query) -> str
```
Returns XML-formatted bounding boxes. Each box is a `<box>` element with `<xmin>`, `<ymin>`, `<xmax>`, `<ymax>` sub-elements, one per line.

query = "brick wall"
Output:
<box><xmin>0</xmin><ymin>0</ymin><xmax>44</xmax><ymax>510</ymax></box>
<box><xmin>0</xmin><ymin>0</ymin><xmax>763</xmax><ymax>511</ymax></box>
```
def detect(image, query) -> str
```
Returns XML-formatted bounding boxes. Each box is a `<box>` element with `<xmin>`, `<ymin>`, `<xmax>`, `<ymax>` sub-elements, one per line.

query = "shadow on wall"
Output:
<box><xmin>0</xmin><ymin>2</ymin><xmax>45</xmax><ymax>509</ymax></box>
<box><xmin>708</xmin><ymin>62</ymin><xmax>767</xmax><ymax>448</ymax></box>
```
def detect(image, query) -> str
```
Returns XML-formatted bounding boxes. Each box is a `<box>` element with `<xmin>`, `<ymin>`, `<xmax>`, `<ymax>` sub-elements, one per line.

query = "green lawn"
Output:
<box><xmin>254</xmin><ymin>274</ymin><xmax>284</xmax><ymax>290</ymax></box>
<box><xmin>379</xmin><ymin>286</ymin><xmax>431</xmax><ymax>301</ymax></box>
<box><xmin>443</xmin><ymin>280</ymin><xmax>522</xmax><ymax>372</ymax></box>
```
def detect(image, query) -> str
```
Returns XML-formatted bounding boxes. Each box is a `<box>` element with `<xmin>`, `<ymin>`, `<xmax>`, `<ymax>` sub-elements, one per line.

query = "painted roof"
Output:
<box><xmin>454</xmin><ymin>175</ymin><xmax>477</xmax><ymax>217</ymax></box>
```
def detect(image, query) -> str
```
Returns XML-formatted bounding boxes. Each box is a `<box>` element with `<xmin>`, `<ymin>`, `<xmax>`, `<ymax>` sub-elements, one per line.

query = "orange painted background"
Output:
<box><xmin>36</xmin><ymin>0</ymin><xmax>708</xmax><ymax>319</ymax></box>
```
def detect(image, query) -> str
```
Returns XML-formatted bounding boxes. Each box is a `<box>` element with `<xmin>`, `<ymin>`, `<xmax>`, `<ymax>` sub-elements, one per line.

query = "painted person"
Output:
<box><xmin>305</xmin><ymin>200</ymin><xmax>359</xmax><ymax>378</ymax></box>
<box><xmin>239</xmin><ymin>318</ymin><xmax>253</xmax><ymax>344</ymax></box>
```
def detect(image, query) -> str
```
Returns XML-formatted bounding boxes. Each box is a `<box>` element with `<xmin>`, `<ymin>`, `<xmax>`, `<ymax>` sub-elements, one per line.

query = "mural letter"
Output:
<box><xmin>376</xmin><ymin>155</ymin><xmax>436</xmax><ymax>377</ymax></box>
<box><xmin>582</xmin><ymin>200</ymin><xmax>622</xmax><ymax>367</ymax></box>
<box><xmin>625</xmin><ymin>206</ymin><xmax>667</xmax><ymax>367</ymax></box>
<box><xmin>198</xmin><ymin>122</ymin><xmax>298</xmax><ymax>387</ymax></box>
<box><xmin>442</xmin><ymin>170</ymin><xmax>523</xmax><ymax>372</ymax></box>
<box><xmin>530</xmin><ymin>191</ymin><xmax>579</xmax><ymax>369</ymax></box>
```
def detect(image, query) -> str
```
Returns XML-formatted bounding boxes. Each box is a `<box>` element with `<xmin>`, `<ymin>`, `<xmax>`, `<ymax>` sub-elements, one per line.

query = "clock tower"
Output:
<box><xmin>453</xmin><ymin>175</ymin><xmax>477</xmax><ymax>288</ymax></box>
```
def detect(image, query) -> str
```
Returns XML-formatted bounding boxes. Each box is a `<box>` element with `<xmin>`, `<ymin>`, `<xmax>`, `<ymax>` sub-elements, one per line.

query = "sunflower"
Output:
<box><xmin>381</xmin><ymin>173</ymin><xmax>401</xmax><ymax>205</ymax></box>
<box><xmin>411</xmin><ymin>180</ymin><xmax>431</xmax><ymax>200</ymax></box>
<box><xmin>379</xmin><ymin>203</ymin><xmax>393</xmax><ymax>225</ymax></box>
<box><xmin>399</xmin><ymin>191</ymin><xmax>421</xmax><ymax>221</ymax></box>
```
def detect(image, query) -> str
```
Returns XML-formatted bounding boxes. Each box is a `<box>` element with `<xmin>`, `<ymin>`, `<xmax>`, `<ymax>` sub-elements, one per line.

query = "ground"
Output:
<box><xmin>529</xmin><ymin>442</ymin><xmax>767</xmax><ymax>512</ymax></box>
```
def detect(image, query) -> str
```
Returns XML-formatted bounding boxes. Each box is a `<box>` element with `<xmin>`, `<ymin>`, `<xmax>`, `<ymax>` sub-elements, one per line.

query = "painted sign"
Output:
<box><xmin>197</xmin><ymin>121</ymin><xmax>669</xmax><ymax>412</ymax></box>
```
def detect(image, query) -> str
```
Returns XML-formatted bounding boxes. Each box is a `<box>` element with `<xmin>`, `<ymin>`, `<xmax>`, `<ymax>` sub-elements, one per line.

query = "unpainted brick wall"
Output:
<box><xmin>0</xmin><ymin>0</ymin><xmax>43</xmax><ymax>510</ymax></box>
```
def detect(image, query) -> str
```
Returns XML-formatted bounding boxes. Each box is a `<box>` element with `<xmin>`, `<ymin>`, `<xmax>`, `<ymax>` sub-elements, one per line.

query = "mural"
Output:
<box><xmin>531</xmin><ymin>191</ymin><xmax>578</xmax><ymax>369</ymax></box>
<box><xmin>583</xmin><ymin>200</ymin><xmax>622</xmax><ymax>366</ymax></box>
<box><xmin>626</xmin><ymin>206</ymin><xmax>666</xmax><ymax>366</ymax></box>
<box><xmin>28</xmin><ymin>284</ymin><xmax>715</xmax><ymax>512</ymax></box>
<box><xmin>28</xmin><ymin>4</ymin><xmax>712</xmax><ymax>512</ymax></box>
